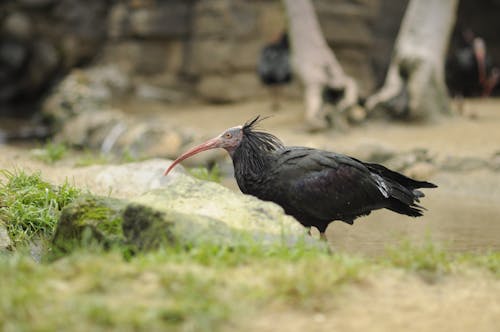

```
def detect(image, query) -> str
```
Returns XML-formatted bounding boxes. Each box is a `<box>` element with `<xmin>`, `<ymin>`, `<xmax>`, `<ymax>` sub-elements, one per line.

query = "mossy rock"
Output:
<box><xmin>125</xmin><ymin>174</ymin><xmax>323</xmax><ymax>250</ymax></box>
<box><xmin>122</xmin><ymin>203</ymin><xmax>254</xmax><ymax>251</ymax></box>
<box><xmin>51</xmin><ymin>173</ymin><xmax>324</xmax><ymax>255</ymax></box>
<box><xmin>52</xmin><ymin>195</ymin><xmax>127</xmax><ymax>254</ymax></box>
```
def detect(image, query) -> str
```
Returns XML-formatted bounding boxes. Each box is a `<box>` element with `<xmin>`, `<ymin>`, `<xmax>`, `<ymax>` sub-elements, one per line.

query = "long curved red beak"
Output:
<box><xmin>163</xmin><ymin>137</ymin><xmax>220</xmax><ymax>176</ymax></box>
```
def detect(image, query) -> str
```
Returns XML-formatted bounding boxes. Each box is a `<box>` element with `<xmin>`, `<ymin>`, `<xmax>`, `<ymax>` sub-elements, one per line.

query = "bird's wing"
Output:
<box><xmin>271</xmin><ymin>148</ymin><xmax>387</xmax><ymax>222</ymax></box>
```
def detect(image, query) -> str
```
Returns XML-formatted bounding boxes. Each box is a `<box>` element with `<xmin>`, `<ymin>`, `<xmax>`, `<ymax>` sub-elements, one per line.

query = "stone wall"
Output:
<box><xmin>103</xmin><ymin>0</ymin><xmax>290</xmax><ymax>103</ymax></box>
<box><xmin>2</xmin><ymin>0</ymin><xmax>398</xmax><ymax>114</ymax></box>
<box><xmin>103</xmin><ymin>0</ymin><xmax>388</xmax><ymax>103</ymax></box>
<box><xmin>7</xmin><ymin>0</ymin><xmax>499</xmax><ymax>116</ymax></box>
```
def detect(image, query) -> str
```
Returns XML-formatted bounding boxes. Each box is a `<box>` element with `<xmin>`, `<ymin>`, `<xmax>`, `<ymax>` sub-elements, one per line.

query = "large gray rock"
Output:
<box><xmin>53</xmin><ymin>162</ymin><xmax>322</xmax><ymax>253</ymax></box>
<box><xmin>126</xmin><ymin>173</ymin><xmax>316</xmax><ymax>248</ymax></box>
<box><xmin>42</xmin><ymin>66</ymin><xmax>130</xmax><ymax>125</ymax></box>
<box><xmin>42</xmin><ymin>67</ymin><xmax>190</xmax><ymax>159</ymax></box>
<box><xmin>79</xmin><ymin>159</ymin><xmax>179</xmax><ymax>199</ymax></box>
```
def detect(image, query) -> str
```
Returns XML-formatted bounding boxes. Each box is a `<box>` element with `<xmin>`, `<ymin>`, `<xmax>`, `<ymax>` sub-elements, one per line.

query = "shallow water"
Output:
<box><xmin>221</xmin><ymin>170</ymin><xmax>500</xmax><ymax>256</ymax></box>
<box><xmin>325</xmin><ymin>168</ymin><xmax>500</xmax><ymax>255</ymax></box>
<box><xmin>327</xmin><ymin>191</ymin><xmax>500</xmax><ymax>256</ymax></box>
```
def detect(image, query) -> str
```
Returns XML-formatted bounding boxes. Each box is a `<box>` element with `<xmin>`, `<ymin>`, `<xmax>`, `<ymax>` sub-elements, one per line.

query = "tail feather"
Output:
<box><xmin>387</xmin><ymin>199</ymin><xmax>425</xmax><ymax>217</ymax></box>
<box><xmin>387</xmin><ymin>182</ymin><xmax>418</xmax><ymax>206</ymax></box>
<box><xmin>366</xmin><ymin>161</ymin><xmax>436</xmax><ymax>218</ymax></box>
<box><xmin>364</xmin><ymin>162</ymin><xmax>437</xmax><ymax>190</ymax></box>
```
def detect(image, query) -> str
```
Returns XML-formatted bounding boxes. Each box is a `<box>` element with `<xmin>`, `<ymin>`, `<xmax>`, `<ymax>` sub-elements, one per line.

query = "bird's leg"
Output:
<box><xmin>271</xmin><ymin>86</ymin><xmax>281</xmax><ymax>111</ymax></box>
<box><xmin>305</xmin><ymin>83</ymin><xmax>329</xmax><ymax>131</ymax></box>
<box><xmin>482</xmin><ymin>68</ymin><xmax>500</xmax><ymax>97</ymax></box>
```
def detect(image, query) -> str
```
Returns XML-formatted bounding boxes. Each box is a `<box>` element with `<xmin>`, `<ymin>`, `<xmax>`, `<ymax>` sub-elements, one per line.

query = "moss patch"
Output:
<box><xmin>52</xmin><ymin>195</ymin><xmax>127</xmax><ymax>255</ymax></box>
<box><xmin>122</xmin><ymin>204</ymin><xmax>175</xmax><ymax>251</ymax></box>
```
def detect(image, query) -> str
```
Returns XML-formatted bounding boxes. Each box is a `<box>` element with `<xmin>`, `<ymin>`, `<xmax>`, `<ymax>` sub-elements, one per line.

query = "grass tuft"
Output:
<box><xmin>382</xmin><ymin>238</ymin><xmax>451</xmax><ymax>273</ymax></box>
<box><xmin>0</xmin><ymin>169</ymin><xmax>81</xmax><ymax>246</ymax></box>
<box><xmin>31</xmin><ymin>141</ymin><xmax>68</xmax><ymax>164</ymax></box>
<box><xmin>459</xmin><ymin>251</ymin><xmax>500</xmax><ymax>276</ymax></box>
<box><xmin>75</xmin><ymin>150</ymin><xmax>112</xmax><ymax>167</ymax></box>
<box><xmin>188</xmin><ymin>164</ymin><xmax>221</xmax><ymax>183</ymax></box>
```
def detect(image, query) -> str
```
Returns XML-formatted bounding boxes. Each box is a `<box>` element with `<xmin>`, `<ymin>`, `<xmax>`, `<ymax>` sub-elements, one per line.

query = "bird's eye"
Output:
<box><xmin>224</xmin><ymin>133</ymin><xmax>232</xmax><ymax>139</ymax></box>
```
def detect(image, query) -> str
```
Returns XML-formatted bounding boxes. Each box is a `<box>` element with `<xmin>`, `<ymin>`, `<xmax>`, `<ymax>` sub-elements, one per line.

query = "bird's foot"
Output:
<box><xmin>305</xmin><ymin>113</ymin><xmax>330</xmax><ymax>132</ymax></box>
<box><xmin>320</xmin><ymin>232</ymin><xmax>327</xmax><ymax>241</ymax></box>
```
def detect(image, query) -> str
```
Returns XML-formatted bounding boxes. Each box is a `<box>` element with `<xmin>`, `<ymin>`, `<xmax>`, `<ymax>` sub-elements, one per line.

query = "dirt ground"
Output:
<box><xmin>234</xmin><ymin>270</ymin><xmax>500</xmax><ymax>332</ymax></box>
<box><xmin>1</xmin><ymin>98</ymin><xmax>499</xmax><ymax>332</ymax></box>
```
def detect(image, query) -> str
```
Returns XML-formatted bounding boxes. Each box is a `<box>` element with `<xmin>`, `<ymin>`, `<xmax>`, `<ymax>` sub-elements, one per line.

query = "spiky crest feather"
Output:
<box><xmin>234</xmin><ymin>116</ymin><xmax>284</xmax><ymax>177</ymax></box>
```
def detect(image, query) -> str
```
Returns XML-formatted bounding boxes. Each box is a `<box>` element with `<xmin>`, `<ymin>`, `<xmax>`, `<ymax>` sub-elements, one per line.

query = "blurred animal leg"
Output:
<box><xmin>305</xmin><ymin>83</ymin><xmax>328</xmax><ymax>130</ymax></box>
<box><xmin>482</xmin><ymin>68</ymin><xmax>500</xmax><ymax>97</ymax></box>
<box><xmin>271</xmin><ymin>86</ymin><xmax>282</xmax><ymax>111</ymax></box>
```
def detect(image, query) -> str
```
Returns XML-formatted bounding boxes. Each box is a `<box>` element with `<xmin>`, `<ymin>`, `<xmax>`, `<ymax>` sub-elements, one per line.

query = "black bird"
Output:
<box><xmin>164</xmin><ymin>117</ymin><xmax>437</xmax><ymax>239</ymax></box>
<box><xmin>258</xmin><ymin>32</ymin><xmax>292</xmax><ymax>86</ymax></box>
<box><xmin>257</xmin><ymin>32</ymin><xmax>292</xmax><ymax>110</ymax></box>
<box><xmin>446</xmin><ymin>30</ymin><xmax>497</xmax><ymax>97</ymax></box>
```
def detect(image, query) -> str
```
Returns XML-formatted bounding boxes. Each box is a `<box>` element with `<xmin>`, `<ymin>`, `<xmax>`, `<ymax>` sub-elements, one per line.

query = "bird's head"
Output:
<box><xmin>163</xmin><ymin>116</ymin><xmax>282</xmax><ymax>176</ymax></box>
<box><xmin>163</xmin><ymin>125</ymin><xmax>243</xmax><ymax>176</ymax></box>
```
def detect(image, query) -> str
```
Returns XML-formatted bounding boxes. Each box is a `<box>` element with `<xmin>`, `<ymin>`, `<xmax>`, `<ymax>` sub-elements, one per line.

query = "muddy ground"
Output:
<box><xmin>1</xmin><ymin>98</ymin><xmax>499</xmax><ymax>331</ymax></box>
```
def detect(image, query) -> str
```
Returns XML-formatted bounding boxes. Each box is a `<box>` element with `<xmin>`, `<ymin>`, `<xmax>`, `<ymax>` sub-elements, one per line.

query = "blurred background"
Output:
<box><xmin>1</xmin><ymin>0</ymin><xmax>500</xmax><ymax>119</ymax></box>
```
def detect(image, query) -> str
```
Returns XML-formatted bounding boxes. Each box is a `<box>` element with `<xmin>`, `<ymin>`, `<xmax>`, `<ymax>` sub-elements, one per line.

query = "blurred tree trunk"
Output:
<box><xmin>366</xmin><ymin>0</ymin><xmax>459</xmax><ymax>120</ymax></box>
<box><xmin>283</xmin><ymin>0</ymin><xmax>359</xmax><ymax>130</ymax></box>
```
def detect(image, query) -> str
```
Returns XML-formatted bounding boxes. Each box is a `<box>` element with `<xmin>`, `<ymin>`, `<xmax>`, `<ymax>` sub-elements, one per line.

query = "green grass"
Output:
<box><xmin>0</xmin><ymin>170</ymin><xmax>81</xmax><ymax>246</ymax></box>
<box><xmin>382</xmin><ymin>238</ymin><xmax>451</xmax><ymax>273</ymax></box>
<box><xmin>0</xmin><ymin>245</ymin><xmax>362</xmax><ymax>331</ymax></box>
<box><xmin>29</xmin><ymin>141</ymin><xmax>143</xmax><ymax>167</ymax></box>
<box><xmin>31</xmin><ymin>141</ymin><xmax>68</xmax><ymax>164</ymax></box>
<box><xmin>75</xmin><ymin>150</ymin><xmax>113</xmax><ymax>167</ymax></box>
<box><xmin>0</xmin><ymin>242</ymin><xmax>498</xmax><ymax>332</ymax></box>
<box><xmin>188</xmin><ymin>165</ymin><xmax>221</xmax><ymax>183</ymax></box>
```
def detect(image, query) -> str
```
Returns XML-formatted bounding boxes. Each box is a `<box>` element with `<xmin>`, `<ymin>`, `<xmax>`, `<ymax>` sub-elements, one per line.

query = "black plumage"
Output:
<box><xmin>233</xmin><ymin>118</ymin><xmax>436</xmax><ymax>233</ymax></box>
<box><xmin>257</xmin><ymin>33</ymin><xmax>292</xmax><ymax>86</ymax></box>
<box><xmin>165</xmin><ymin>117</ymin><xmax>437</xmax><ymax>238</ymax></box>
<box><xmin>446</xmin><ymin>30</ymin><xmax>498</xmax><ymax>97</ymax></box>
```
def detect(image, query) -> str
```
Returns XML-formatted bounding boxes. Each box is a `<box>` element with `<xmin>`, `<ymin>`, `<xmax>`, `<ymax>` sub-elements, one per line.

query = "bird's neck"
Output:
<box><xmin>231</xmin><ymin>142</ymin><xmax>274</xmax><ymax>180</ymax></box>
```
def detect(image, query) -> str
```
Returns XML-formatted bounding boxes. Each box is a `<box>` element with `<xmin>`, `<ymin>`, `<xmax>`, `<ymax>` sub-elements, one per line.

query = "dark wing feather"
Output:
<box><xmin>264</xmin><ymin>148</ymin><xmax>388</xmax><ymax>225</ymax></box>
